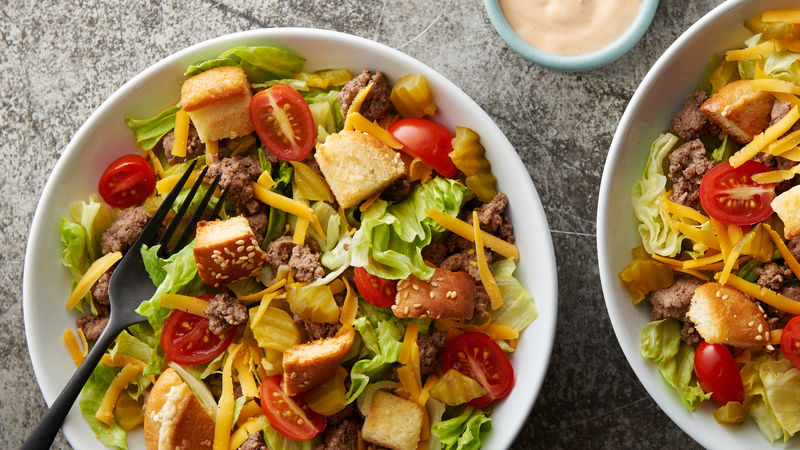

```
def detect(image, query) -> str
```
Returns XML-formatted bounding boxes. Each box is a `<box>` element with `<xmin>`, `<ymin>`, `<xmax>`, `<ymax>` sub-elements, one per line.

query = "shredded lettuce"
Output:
<box><xmin>431</xmin><ymin>407</ymin><xmax>492</xmax><ymax>450</ymax></box>
<box><xmin>168</xmin><ymin>362</ymin><xmax>219</xmax><ymax>417</ymax></box>
<box><xmin>345</xmin><ymin>301</ymin><xmax>405</xmax><ymax>403</ymax></box>
<box><xmin>79</xmin><ymin>364</ymin><xmax>128</xmax><ymax>449</ymax></box>
<box><xmin>124</xmin><ymin>103</ymin><xmax>180</xmax><ymax>151</ymax></box>
<box><xmin>632</xmin><ymin>133</ymin><xmax>685</xmax><ymax>257</ymax></box>
<box><xmin>68</xmin><ymin>194</ymin><xmax>116</xmax><ymax>262</ymax></box>
<box><xmin>490</xmin><ymin>258</ymin><xmax>537</xmax><ymax>334</ymax></box>
<box><xmin>59</xmin><ymin>217</ymin><xmax>89</xmax><ymax>283</ymax></box>
<box><xmin>427</xmin><ymin>398</ymin><xmax>447</xmax><ymax>450</ymax></box>
<box><xmin>764</xmin><ymin>51</ymin><xmax>800</xmax><ymax>84</ymax></box>
<box><xmin>741</xmin><ymin>353</ymin><xmax>800</xmax><ymax>442</ymax></box>
<box><xmin>738</xmin><ymin>34</ymin><xmax>764</xmax><ymax>80</ymax></box>
<box><xmin>352</xmin><ymin>178</ymin><xmax>472</xmax><ymax>280</ymax></box>
<box><xmin>185</xmin><ymin>46</ymin><xmax>305</xmax><ymax>83</ymax></box>
<box><xmin>711</xmin><ymin>135</ymin><xmax>738</xmax><ymax>162</ymax></box>
<box><xmin>640</xmin><ymin>319</ymin><xmax>709</xmax><ymax>411</ymax></box>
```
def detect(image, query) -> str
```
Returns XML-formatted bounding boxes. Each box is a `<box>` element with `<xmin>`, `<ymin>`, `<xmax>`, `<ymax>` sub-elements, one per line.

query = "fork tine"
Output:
<box><xmin>158</xmin><ymin>166</ymin><xmax>209</xmax><ymax>252</ymax></box>
<box><xmin>208</xmin><ymin>184</ymin><xmax>230</xmax><ymax>220</ymax></box>
<box><xmin>171</xmin><ymin>174</ymin><xmax>225</xmax><ymax>251</ymax></box>
<box><xmin>130</xmin><ymin>159</ymin><xmax>198</xmax><ymax>250</ymax></box>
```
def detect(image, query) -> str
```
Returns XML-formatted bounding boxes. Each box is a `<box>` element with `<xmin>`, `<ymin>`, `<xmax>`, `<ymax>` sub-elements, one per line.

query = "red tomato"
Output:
<box><xmin>699</xmin><ymin>160</ymin><xmax>776</xmax><ymax>225</ymax></box>
<box><xmin>441</xmin><ymin>331</ymin><xmax>514</xmax><ymax>407</ymax></box>
<box><xmin>388</xmin><ymin>118</ymin><xmax>458</xmax><ymax>178</ymax></box>
<box><xmin>249</xmin><ymin>84</ymin><xmax>316</xmax><ymax>161</ymax></box>
<box><xmin>781</xmin><ymin>316</ymin><xmax>800</xmax><ymax>370</ymax></box>
<box><xmin>354</xmin><ymin>266</ymin><xmax>397</xmax><ymax>308</ymax></box>
<box><xmin>161</xmin><ymin>303</ymin><xmax>236</xmax><ymax>366</ymax></box>
<box><xmin>694</xmin><ymin>342</ymin><xmax>744</xmax><ymax>405</ymax></box>
<box><xmin>260</xmin><ymin>375</ymin><xmax>326</xmax><ymax>441</ymax></box>
<box><xmin>98</xmin><ymin>154</ymin><xmax>156</xmax><ymax>208</ymax></box>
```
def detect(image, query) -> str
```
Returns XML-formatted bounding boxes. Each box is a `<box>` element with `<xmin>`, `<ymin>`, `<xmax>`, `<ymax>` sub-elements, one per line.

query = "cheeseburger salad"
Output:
<box><xmin>59</xmin><ymin>44</ymin><xmax>536</xmax><ymax>450</ymax></box>
<box><xmin>620</xmin><ymin>6</ymin><xmax>800</xmax><ymax>444</ymax></box>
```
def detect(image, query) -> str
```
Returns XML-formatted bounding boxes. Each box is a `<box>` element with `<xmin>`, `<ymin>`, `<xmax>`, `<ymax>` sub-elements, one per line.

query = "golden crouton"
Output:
<box><xmin>771</xmin><ymin>185</ymin><xmax>800</xmax><ymax>239</ymax></box>
<box><xmin>701</xmin><ymin>80</ymin><xmax>775</xmax><ymax>144</ymax></box>
<box><xmin>180</xmin><ymin>66</ymin><xmax>254</xmax><ymax>142</ymax></box>
<box><xmin>282</xmin><ymin>328</ymin><xmax>355</xmax><ymax>396</ymax></box>
<box><xmin>687</xmin><ymin>282</ymin><xmax>770</xmax><ymax>347</ymax></box>
<box><xmin>393</xmin><ymin>268</ymin><xmax>476</xmax><ymax>320</ymax></box>
<box><xmin>362</xmin><ymin>390</ymin><xmax>423</xmax><ymax>450</ymax></box>
<box><xmin>193</xmin><ymin>216</ymin><xmax>267</xmax><ymax>287</ymax></box>
<box><xmin>314</xmin><ymin>130</ymin><xmax>405</xmax><ymax>208</ymax></box>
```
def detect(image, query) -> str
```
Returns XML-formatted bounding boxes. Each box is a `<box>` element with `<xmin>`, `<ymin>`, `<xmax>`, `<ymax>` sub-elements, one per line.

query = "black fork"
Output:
<box><xmin>22</xmin><ymin>160</ymin><xmax>227</xmax><ymax>450</ymax></box>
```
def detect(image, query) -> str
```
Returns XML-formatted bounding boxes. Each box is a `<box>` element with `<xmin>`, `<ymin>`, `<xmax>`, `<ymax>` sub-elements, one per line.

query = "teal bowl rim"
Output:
<box><xmin>484</xmin><ymin>0</ymin><xmax>660</xmax><ymax>71</ymax></box>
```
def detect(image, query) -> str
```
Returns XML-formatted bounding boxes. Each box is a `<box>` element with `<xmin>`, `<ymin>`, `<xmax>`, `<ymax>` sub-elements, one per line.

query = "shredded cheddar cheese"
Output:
<box><xmin>171</xmin><ymin>109</ymin><xmax>191</xmax><ymax>158</ymax></box>
<box><xmin>159</xmin><ymin>294</ymin><xmax>209</xmax><ymax>317</ymax></box>
<box><xmin>66</xmin><ymin>251</ymin><xmax>122</xmax><ymax>310</ymax></box>
<box><xmin>408</xmin><ymin>157</ymin><xmax>434</xmax><ymax>183</ymax></box>
<box><xmin>767</xmin><ymin>129</ymin><xmax>800</xmax><ymax>156</ymax></box>
<box><xmin>95</xmin><ymin>362</ymin><xmax>143</xmax><ymax>426</ymax></box>
<box><xmin>157</xmin><ymin>168</ymin><xmax>202</xmax><ymax>195</ymax></box>
<box><xmin>101</xmin><ymin>353</ymin><xmax>147</xmax><ymax>369</ymax></box>
<box><xmin>146</xmin><ymin>149</ymin><xmax>167</xmax><ymax>178</ymax></box>
<box><xmin>63</xmin><ymin>329</ymin><xmax>84</xmax><ymax>367</ymax></box>
<box><xmin>749</xmin><ymin>78</ymin><xmax>800</xmax><ymax>95</ymax></box>
<box><xmin>205</xmin><ymin>139</ymin><xmax>219</xmax><ymax>155</ymax></box>
<box><xmin>660</xmin><ymin>196</ymin><xmax>708</xmax><ymax>223</ymax></box>
<box><xmin>399</xmin><ymin>323</ymin><xmax>419</xmax><ymax>365</ymax></box>
<box><xmin>338</xmin><ymin>279</ymin><xmax>358</xmax><ymax>331</ymax></box>
<box><xmin>251</xmin><ymin>182</ymin><xmax>325</xmax><ymax>236</ymax></box>
<box><xmin>257</xmin><ymin>171</ymin><xmax>275</xmax><ymax>190</ymax></box>
<box><xmin>237</xmin><ymin>278</ymin><xmax>286</xmax><ymax>301</ymax></box>
<box><xmin>674</xmin><ymin>267</ymin><xmax>711</xmax><ymax>281</ymax></box>
<box><xmin>426</xmin><ymin>208</ymin><xmax>519</xmax><ymax>260</ymax></box>
<box><xmin>726</xmin><ymin>41</ymin><xmax>779</xmax><ymax>61</ymax></box>
<box><xmin>213</xmin><ymin>343</ymin><xmax>242</xmax><ymax>450</ymax></box>
<box><xmin>716</xmin><ymin>273</ymin><xmax>800</xmax><ymax>314</ymax></box>
<box><xmin>762</xmin><ymin>9</ymin><xmax>800</xmax><ymax>23</ymax></box>
<box><xmin>348</xmin><ymin>112</ymin><xmax>404</xmax><ymax>149</ymax></box>
<box><xmin>359</xmin><ymin>191</ymin><xmax>382</xmax><ymax>212</ymax></box>
<box><xmin>251</xmin><ymin>291</ymin><xmax>278</xmax><ymax>327</ymax></box>
<box><xmin>233</xmin><ymin>351</ymin><xmax>259</xmax><ymax>398</ymax></box>
<box><xmin>344</xmin><ymin>82</ymin><xmax>374</xmax><ymax>130</ymax></box>
<box><xmin>730</xmin><ymin>106</ymin><xmax>800</xmax><ymax>167</ymax></box>
<box><xmin>235</xmin><ymin>400</ymin><xmax>263</xmax><ymax>427</ymax></box>
<box><xmin>682</xmin><ymin>253</ymin><xmax>725</xmax><ymax>270</ymax></box>
<box><xmin>473</xmin><ymin>211</ymin><xmax>503</xmax><ymax>310</ymax></box>
<box><xmin>229</xmin><ymin>415</ymin><xmax>267</xmax><ymax>450</ymax></box>
<box><xmin>709</xmin><ymin>217</ymin><xmax>732</xmax><ymax>261</ymax></box>
<box><xmin>293</xmin><ymin>216</ymin><xmax>310</xmax><ymax>245</ymax></box>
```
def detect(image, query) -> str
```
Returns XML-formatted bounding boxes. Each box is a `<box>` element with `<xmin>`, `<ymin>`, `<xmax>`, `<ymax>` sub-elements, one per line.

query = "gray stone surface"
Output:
<box><xmin>1</xmin><ymin>0</ymin><xmax>722</xmax><ymax>448</ymax></box>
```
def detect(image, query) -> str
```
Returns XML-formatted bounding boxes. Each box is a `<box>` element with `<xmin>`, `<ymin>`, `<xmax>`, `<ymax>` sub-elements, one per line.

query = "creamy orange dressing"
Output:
<box><xmin>499</xmin><ymin>0</ymin><xmax>642</xmax><ymax>56</ymax></box>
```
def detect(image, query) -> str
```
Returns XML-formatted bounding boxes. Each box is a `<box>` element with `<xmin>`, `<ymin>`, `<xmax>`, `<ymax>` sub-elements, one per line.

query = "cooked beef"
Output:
<box><xmin>755</xmin><ymin>262</ymin><xmax>793</xmax><ymax>291</ymax></box>
<box><xmin>671</xmin><ymin>90</ymin><xmax>720</xmax><ymax>141</ymax></box>
<box><xmin>474</xmin><ymin>285</ymin><xmax>490</xmax><ymax>319</ymax></box>
<box><xmin>421</xmin><ymin>241</ymin><xmax>449</xmax><ymax>267</ymax></box>
<box><xmin>295</xmin><ymin>313</ymin><xmax>342</xmax><ymax>340</ymax></box>
<box><xmin>238</xmin><ymin>433</ymin><xmax>267</xmax><ymax>450</ymax></box>
<box><xmin>246</xmin><ymin>211</ymin><xmax>268</xmax><ymax>243</ymax></box>
<box><xmin>648</xmin><ymin>277</ymin><xmax>704</xmax><ymax>322</ymax></box>
<box><xmin>91</xmin><ymin>269</ymin><xmax>112</xmax><ymax>305</ymax></box>
<box><xmin>667</xmin><ymin>139</ymin><xmax>714</xmax><ymax>207</ymax></box>
<box><xmin>204</xmin><ymin>291</ymin><xmax>248</xmax><ymax>336</ymax></box>
<box><xmin>441</xmin><ymin>249</ymin><xmax>491</xmax><ymax>282</ymax></box>
<box><xmin>162</xmin><ymin>125</ymin><xmax>205</xmax><ymax>165</ymax></box>
<box><xmin>337</xmin><ymin>69</ymin><xmax>392</xmax><ymax>122</ymax></box>
<box><xmin>789</xmin><ymin>237</ymin><xmax>800</xmax><ymax>262</ymax></box>
<box><xmin>681</xmin><ymin>322</ymin><xmax>702</xmax><ymax>346</ymax></box>
<box><xmin>312</xmin><ymin>408</ymin><xmax>361</xmax><ymax>450</ymax></box>
<box><xmin>418</xmin><ymin>330</ymin><xmax>446</xmax><ymax>376</ymax></box>
<box><xmin>289</xmin><ymin>245</ymin><xmax>326</xmax><ymax>282</ymax></box>
<box><xmin>265</xmin><ymin>236</ymin><xmax>296</xmax><ymax>271</ymax></box>
<box><xmin>468</xmin><ymin>192</ymin><xmax>515</xmax><ymax>243</ymax></box>
<box><xmin>76</xmin><ymin>305</ymin><xmax>110</xmax><ymax>341</ymax></box>
<box><xmin>769</xmin><ymin>100</ymin><xmax>800</xmax><ymax>134</ymax></box>
<box><xmin>101</xmin><ymin>206</ymin><xmax>149</xmax><ymax>255</ymax></box>
<box><xmin>380</xmin><ymin>175</ymin><xmax>412</xmax><ymax>202</ymax></box>
<box><xmin>206</xmin><ymin>155</ymin><xmax>262</xmax><ymax>207</ymax></box>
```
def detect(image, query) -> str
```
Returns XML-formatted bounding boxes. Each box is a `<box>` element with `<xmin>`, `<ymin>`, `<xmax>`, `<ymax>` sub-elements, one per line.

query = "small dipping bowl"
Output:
<box><xmin>484</xmin><ymin>0</ymin><xmax>659</xmax><ymax>71</ymax></box>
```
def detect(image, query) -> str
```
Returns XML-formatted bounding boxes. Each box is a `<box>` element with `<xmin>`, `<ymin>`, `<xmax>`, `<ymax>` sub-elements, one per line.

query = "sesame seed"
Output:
<box><xmin>248</xmin><ymin>251</ymin><xmax>256</xmax><ymax>258</ymax></box>
<box><xmin>235</xmin><ymin>239</ymin><xmax>245</xmax><ymax>245</ymax></box>
<box><xmin>246</xmin><ymin>245</ymin><xmax>255</xmax><ymax>251</ymax></box>
<box><xmin>213</xmin><ymin>250</ymin><xmax>222</xmax><ymax>255</ymax></box>
<box><xmin>748</xmin><ymin>321</ymin><xmax>754</xmax><ymax>327</ymax></box>
<box><xmin>721</xmin><ymin>294</ymin><xmax>729</xmax><ymax>300</ymax></box>
<box><xmin>688</xmin><ymin>327</ymin><xmax>695</xmax><ymax>333</ymax></box>
<box><xmin>715</xmin><ymin>290</ymin><xmax>721</xmax><ymax>298</ymax></box>
<box><xmin>767</xmin><ymin>345</ymin><xmax>775</xmax><ymax>351</ymax></box>
<box><xmin>239</xmin><ymin>256</ymin><xmax>248</xmax><ymax>261</ymax></box>
<box><xmin>758</xmin><ymin>324</ymin><xmax>763</xmax><ymax>333</ymax></box>
<box><xmin>413</xmin><ymin>303</ymin><xmax>422</xmax><ymax>308</ymax></box>
<box><xmin>404</xmin><ymin>306</ymin><xmax>410</xmax><ymax>314</ymax></box>
<box><xmin>290</xmin><ymin>372</ymin><xmax>297</xmax><ymax>379</ymax></box>
<box><xmin>429</xmin><ymin>291</ymin><xmax>435</xmax><ymax>298</ymax></box>
<box><xmin>758</xmin><ymin>305</ymin><xmax>765</xmax><ymax>313</ymax></box>
<box><xmin>412</xmin><ymin>284</ymin><xmax>419</xmax><ymax>290</ymax></box>
<box><xmin>765</xmin><ymin>331</ymin><xmax>771</xmax><ymax>339</ymax></box>
<box><xmin>431</xmin><ymin>281</ymin><xmax>438</xmax><ymax>287</ymax></box>
<box><xmin>215</xmin><ymin>273</ymin><xmax>222</xmax><ymax>279</ymax></box>
<box><xmin>237</xmin><ymin>245</ymin><xmax>245</xmax><ymax>253</ymax></box>
<box><xmin>756</xmin><ymin>335</ymin><xmax>763</xmax><ymax>341</ymax></box>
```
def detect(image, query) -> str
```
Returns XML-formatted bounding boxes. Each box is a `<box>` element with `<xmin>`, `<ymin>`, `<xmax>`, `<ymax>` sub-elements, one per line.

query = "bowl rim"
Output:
<box><xmin>22</xmin><ymin>27</ymin><xmax>558</xmax><ymax>450</ymax></box>
<box><xmin>483</xmin><ymin>0</ymin><xmax>659</xmax><ymax>71</ymax></box>
<box><xmin>597</xmin><ymin>0</ymin><xmax>772</xmax><ymax>448</ymax></box>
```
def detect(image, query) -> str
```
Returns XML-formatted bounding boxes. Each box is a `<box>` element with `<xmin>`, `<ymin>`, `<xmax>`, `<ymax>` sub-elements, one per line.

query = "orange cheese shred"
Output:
<box><xmin>66</xmin><ymin>251</ymin><xmax>122</xmax><ymax>310</ymax></box>
<box><xmin>338</xmin><ymin>279</ymin><xmax>358</xmax><ymax>332</ymax></box>
<box><xmin>95</xmin><ymin>363</ymin><xmax>143</xmax><ymax>426</ymax></box>
<box><xmin>425</xmin><ymin>208</ymin><xmax>518</xmax><ymax>260</ymax></box>
<box><xmin>730</xmin><ymin>106</ymin><xmax>800</xmax><ymax>167</ymax></box>
<box><xmin>237</xmin><ymin>278</ymin><xmax>287</xmax><ymax>301</ymax></box>
<box><xmin>159</xmin><ymin>294</ymin><xmax>209</xmax><ymax>317</ymax></box>
<box><xmin>213</xmin><ymin>343</ymin><xmax>243</xmax><ymax>450</ymax></box>
<box><xmin>399</xmin><ymin>323</ymin><xmax>419</xmax><ymax>365</ymax></box>
<box><xmin>715</xmin><ymin>273</ymin><xmax>800</xmax><ymax>315</ymax></box>
<box><xmin>473</xmin><ymin>211</ymin><xmax>503</xmax><ymax>310</ymax></box>
<box><xmin>171</xmin><ymin>109</ymin><xmax>191</xmax><ymax>158</ymax></box>
<box><xmin>63</xmin><ymin>329</ymin><xmax>85</xmax><ymax>367</ymax></box>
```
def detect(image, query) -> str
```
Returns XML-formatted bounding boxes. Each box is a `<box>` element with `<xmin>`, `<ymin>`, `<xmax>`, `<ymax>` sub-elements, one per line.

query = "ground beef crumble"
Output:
<box><xmin>648</xmin><ymin>277</ymin><xmax>704</xmax><ymax>345</ymax></box>
<box><xmin>204</xmin><ymin>291</ymin><xmax>248</xmax><ymax>336</ymax></box>
<box><xmin>91</xmin><ymin>269</ymin><xmax>112</xmax><ymax>305</ymax></box>
<box><xmin>76</xmin><ymin>303</ymin><xmax>110</xmax><ymax>341</ymax></box>
<box><xmin>667</xmin><ymin>139</ymin><xmax>713</xmax><ymax>207</ymax></box>
<box><xmin>670</xmin><ymin>90</ymin><xmax>720</xmax><ymax>141</ymax></box>
<box><xmin>238</xmin><ymin>432</ymin><xmax>267</xmax><ymax>450</ymax></box>
<box><xmin>162</xmin><ymin>125</ymin><xmax>205</xmax><ymax>165</ymax></box>
<box><xmin>290</xmin><ymin>245</ymin><xmax>326</xmax><ymax>282</ymax></box>
<box><xmin>337</xmin><ymin>69</ymin><xmax>392</xmax><ymax>122</ymax></box>
<box><xmin>312</xmin><ymin>405</ymin><xmax>361</xmax><ymax>450</ymax></box>
<box><xmin>101</xmin><ymin>206</ymin><xmax>149</xmax><ymax>254</ymax></box>
<box><xmin>418</xmin><ymin>330</ymin><xmax>447</xmax><ymax>376</ymax></box>
<box><xmin>295</xmin><ymin>313</ymin><xmax>342</xmax><ymax>341</ymax></box>
<box><xmin>755</xmin><ymin>262</ymin><xmax>793</xmax><ymax>291</ymax></box>
<box><xmin>205</xmin><ymin>155</ymin><xmax>261</xmax><ymax>207</ymax></box>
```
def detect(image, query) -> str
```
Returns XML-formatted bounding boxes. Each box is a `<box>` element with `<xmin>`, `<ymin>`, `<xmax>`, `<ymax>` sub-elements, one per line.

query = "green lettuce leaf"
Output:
<box><xmin>741</xmin><ymin>353</ymin><xmax>800</xmax><ymax>442</ymax></box>
<box><xmin>185</xmin><ymin>46</ymin><xmax>306</xmax><ymax>83</ymax></box>
<box><xmin>124</xmin><ymin>103</ymin><xmax>180</xmax><ymax>151</ymax></box>
<box><xmin>489</xmin><ymin>258</ymin><xmax>537</xmax><ymax>334</ymax></box>
<box><xmin>711</xmin><ymin>135</ymin><xmax>738</xmax><ymax>162</ymax></box>
<box><xmin>262</xmin><ymin>424</ymin><xmax>313</xmax><ymax>450</ymax></box>
<box><xmin>632</xmin><ymin>133</ymin><xmax>685</xmax><ymax>257</ymax></box>
<box><xmin>183</xmin><ymin>57</ymin><xmax>239</xmax><ymax>77</ymax></box>
<box><xmin>640</xmin><ymin>319</ymin><xmax>709</xmax><ymax>411</ymax></box>
<box><xmin>59</xmin><ymin>217</ymin><xmax>89</xmax><ymax>283</ymax></box>
<box><xmin>79</xmin><ymin>364</ymin><xmax>128</xmax><ymax>449</ymax></box>
<box><xmin>68</xmin><ymin>194</ymin><xmax>116</xmax><ymax>262</ymax></box>
<box><xmin>431</xmin><ymin>407</ymin><xmax>492</xmax><ymax>450</ymax></box>
<box><xmin>351</xmin><ymin>178</ymin><xmax>472</xmax><ymax>280</ymax></box>
<box><xmin>738</xmin><ymin>34</ymin><xmax>763</xmax><ymax>80</ymax></box>
<box><xmin>764</xmin><ymin>51</ymin><xmax>800</xmax><ymax>84</ymax></box>
<box><xmin>345</xmin><ymin>301</ymin><xmax>405</xmax><ymax>403</ymax></box>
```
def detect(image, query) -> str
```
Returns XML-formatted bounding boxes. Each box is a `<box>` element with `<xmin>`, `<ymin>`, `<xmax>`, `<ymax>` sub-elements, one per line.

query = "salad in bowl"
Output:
<box><xmin>610</xmin><ymin>2</ymin><xmax>800</xmax><ymax>447</ymax></box>
<box><xmin>23</xmin><ymin>29</ymin><xmax>556</xmax><ymax>450</ymax></box>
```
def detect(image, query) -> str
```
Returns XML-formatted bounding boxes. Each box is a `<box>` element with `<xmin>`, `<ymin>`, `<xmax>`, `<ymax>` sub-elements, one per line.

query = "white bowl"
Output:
<box><xmin>598</xmin><ymin>0</ymin><xmax>799</xmax><ymax>448</ymax></box>
<box><xmin>23</xmin><ymin>29</ymin><xmax>558</xmax><ymax>449</ymax></box>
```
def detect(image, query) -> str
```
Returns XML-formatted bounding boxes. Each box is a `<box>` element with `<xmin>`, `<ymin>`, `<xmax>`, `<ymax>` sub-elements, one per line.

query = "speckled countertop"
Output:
<box><xmin>2</xmin><ymin>0</ymin><xmax>722</xmax><ymax>448</ymax></box>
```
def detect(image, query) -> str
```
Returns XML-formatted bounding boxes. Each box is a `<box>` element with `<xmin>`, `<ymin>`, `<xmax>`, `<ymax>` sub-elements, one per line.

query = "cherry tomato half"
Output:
<box><xmin>699</xmin><ymin>160</ymin><xmax>776</xmax><ymax>225</ymax></box>
<box><xmin>249</xmin><ymin>84</ymin><xmax>316</xmax><ymax>161</ymax></box>
<box><xmin>694</xmin><ymin>341</ymin><xmax>744</xmax><ymax>405</ymax></box>
<box><xmin>388</xmin><ymin>118</ymin><xmax>458</xmax><ymax>178</ymax></box>
<box><xmin>441</xmin><ymin>331</ymin><xmax>514</xmax><ymax>407</ymax></box>
<box><xmin>781</xmin><ymin>316</ymin><xmax>800</xmax><ymax>370</ymax></box>
<box><xmin>354</xmin><ymin>267</ymin><xmax>397</xmax><ymax>309</ymax></box>
<box><xmin>260</xmin><ymin>375</ymin><xmax>326</xmax><ymax>441</ymax></box>
<box><xmin>98</xmin><ymin>154</ymin><xmax>156</xmax><ymax>208</ymax></box>
<box><xmin>161</xmin><ymin>299</ymin><xmax>236</xmax><ymax>365</ymax></box>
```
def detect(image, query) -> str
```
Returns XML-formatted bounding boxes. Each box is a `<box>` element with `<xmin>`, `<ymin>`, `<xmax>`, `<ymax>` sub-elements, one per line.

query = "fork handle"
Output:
<box><xmin>22</xmin><ymin>320</ymin><xmax>123</xmax><ymax>450</ymax></box>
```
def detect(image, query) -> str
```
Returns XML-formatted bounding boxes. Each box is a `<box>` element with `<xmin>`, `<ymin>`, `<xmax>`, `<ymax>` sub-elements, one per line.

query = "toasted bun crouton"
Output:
<box><xmin>771</xmin><ymin>185</ymin><xmax>800</xmax><ymax>239</ymax></box>
<box><xmin>144</xmin><ymin>368</ymin><xmax>214</xmax><ymax>450</ymax></box>
<box><xmin>362</xmin><ymin>390</ymin><xmax>423</xmax><ymax>450</ymax></box>
<box><xmin>282</xmin><ymin>328</ymin><xmax>355</xmax><ymax>396</ymax></box>
<box><xmin>194</xmin><ymin>216</ymin><xmax>267</xmax><ymax>287</ymax></box>
<box><xmin>687</xmin><ymin>282</ymin><xmax>770</xmax><ymax>347</ymax></box>
<box><xmin>393</xmin><ymin>268</ymin><xmax>476</xmax><ymax>320</ymax></box>
<box><xmin>314</xmin><ymin>130</ymin><xmax>405</xmax><ymax>208</ymax></box>
<box><xmin>700</xmin><ymin>80</ymin><xmax>775</xmax><ymax>144</ymax></box>
<box><xmin>180</xmin><ymin>66</ymin><xmax>254</xmax><ymax>142</ymax></box>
